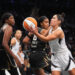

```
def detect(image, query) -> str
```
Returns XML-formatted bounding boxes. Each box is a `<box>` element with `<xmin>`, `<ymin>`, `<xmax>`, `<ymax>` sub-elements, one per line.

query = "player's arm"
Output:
<box><xmin>11</xmin><ymin>38</ymin><xmax>16</xmax><ymax>46</ymax></box>
<box><xmin>33</xmin><ymin>29</ymin><xmax>63</xmax><ymax>42</ymax></box>
<box><xmin>23</xmin><ymin>32</ymin><xmax>33</xmax><ymax>44</ymax></box>
<box><xmin>23</xmin><ymin>36</ymin><xmax>30</xmax><ymax>44</ymax></box>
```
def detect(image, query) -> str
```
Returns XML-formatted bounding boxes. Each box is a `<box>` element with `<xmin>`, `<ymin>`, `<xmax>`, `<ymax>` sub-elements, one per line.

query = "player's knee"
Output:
<box><xmin>69</xmin><ymin>68</ymin><xmax>75</xmax><ymax>75</ymax></box>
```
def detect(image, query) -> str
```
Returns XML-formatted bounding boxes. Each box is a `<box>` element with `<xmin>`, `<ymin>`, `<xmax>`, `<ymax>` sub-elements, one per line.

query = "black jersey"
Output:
<box><xmin>0</xmin><ymin>29</ymin><xmax>4</xmax><ymax>50</ymax></box>
<box><xmin>29</xmin><ymin>28</ymin><xmax>51</xmax><ymax>69</ymax></box>
<box><xmin>0</xmin><ymin>26</ymin><xmax>16</xmax><ymax>70</ymax></box>
<box><xmin>30</xmin><ymin>27</ymin><xmax>46</xmax><ymax>51</ymax></box>
<box><xmin>0</xmin><ymin>27</ymin><xmax>11</xmax><ymax>50</ymax></box>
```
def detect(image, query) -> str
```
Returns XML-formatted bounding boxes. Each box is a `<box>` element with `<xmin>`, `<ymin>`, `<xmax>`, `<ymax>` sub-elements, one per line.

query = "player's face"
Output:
<box><xmin>41</xmin><ymin>18</ymin><xmax>49</xmax><ymax>29</ymax></box>
<box><xmin>50</xmin><ymin>15</ymin><xmax>60</xmax><ymax>27</ymax></box>
<box><xmin>8</xmin><ymin>16</ymin><xmax>15</xmax><ymax>26</ymax></box>
<box><xmin>15</xmin><ymin>30</ymin><xmax>22</xmax><ymax>39</ymax></box>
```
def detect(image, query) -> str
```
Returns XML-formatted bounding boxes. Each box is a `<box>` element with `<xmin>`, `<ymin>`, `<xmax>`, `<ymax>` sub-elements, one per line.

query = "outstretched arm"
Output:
<box><xmin>32</xmin><ymin>29</ymin><xmax>63</xmax><ymax>42</ymax></box>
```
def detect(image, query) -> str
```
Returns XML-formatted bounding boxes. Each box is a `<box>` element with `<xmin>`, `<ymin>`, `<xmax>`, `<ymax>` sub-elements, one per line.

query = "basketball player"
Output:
<box><xmin>29</xmin><ymin>14</ymin><xmax>75</xmax><ymax>75</ymax></box>
<box><xmin>11</xmin><ymin>30</ymin><xmax>22</xmax><ymax>63</ymax></box>
<box><xmin>11</xmin><ymin>30</ymin><xmax>27</xmax><ymax>75</ymax></box>
<box><xmin>23</xmin><ymin>16</ymin><xmax>51</xmax><ymax>75</ymax></box>
<box><xmin>0</xmin><ymin>13</ymin><xmax>22</xmax><ymax>75</ymax></box>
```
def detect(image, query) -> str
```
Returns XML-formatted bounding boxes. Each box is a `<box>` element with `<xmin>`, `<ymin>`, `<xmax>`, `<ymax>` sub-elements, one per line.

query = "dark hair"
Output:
<box><xmin>56</xmin><ymin>13</ymin><xmax>65</xmax><ymax>25</ymax></box>
<box><xmin>1</xmin><ymin>12</ymin><xmax>13</xmax><ymax>26</ymax></box>
<box><xmin>38</xmin><ymin>16</ymin><xmax>48</xmax><ymax>27</ymax></box>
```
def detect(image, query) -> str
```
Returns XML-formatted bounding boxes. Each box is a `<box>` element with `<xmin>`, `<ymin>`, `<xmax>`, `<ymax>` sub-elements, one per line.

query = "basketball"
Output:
<box><xmin>23</xmin><ymin>17</ymin><xmax>37</xmax><ymax>31</ymax></box>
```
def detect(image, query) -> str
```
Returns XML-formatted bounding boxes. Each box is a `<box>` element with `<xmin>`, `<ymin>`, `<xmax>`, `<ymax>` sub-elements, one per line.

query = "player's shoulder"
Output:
<box><xmin>57</xmin><ymin>27</ymin><xmax>63</xmax><ymax>33</ymax></box>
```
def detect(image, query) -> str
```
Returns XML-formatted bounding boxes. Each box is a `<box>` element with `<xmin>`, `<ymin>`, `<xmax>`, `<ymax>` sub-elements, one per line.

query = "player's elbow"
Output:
<box><xmin>23</xmin><ymin>36</ymin><xmax>30</xmax><ymax>44</ymax></box>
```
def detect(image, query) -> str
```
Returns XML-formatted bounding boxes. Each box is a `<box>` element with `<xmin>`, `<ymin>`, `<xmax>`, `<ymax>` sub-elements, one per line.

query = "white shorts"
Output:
<box><xmin>51</xmin><ymin>51</ymin><xmax>75</xmax><ymax>71</ymax></box>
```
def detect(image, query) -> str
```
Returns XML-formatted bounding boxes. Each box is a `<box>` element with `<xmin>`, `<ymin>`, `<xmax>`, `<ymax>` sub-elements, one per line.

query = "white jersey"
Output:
<box><xmin>11</xmin><ymin>37</ymin><xmax>20</xmax><ymax>55</ymax></box>
<box><xmin>11</xmin><ymin>37</ymin><xmax>22</xmax><ymax>74</ymax></box>
<box><xmin>19</xmin><ymin>52</ymin><xmax>25</xmax><ymax>64</ymax></box>
<box><xmin>49</xmin><ymin>27</ymin><xmax>69</xmax><ymax>54</ymax></box>
<box><xmin>11</xmin><ymin>37</ymin><xmax>25</xmax><ymax>64</ymax></box>
<box><xmin>49</xmin><ymin>27</ymin><xmax>75</xmax><ymax>71</ymax></box>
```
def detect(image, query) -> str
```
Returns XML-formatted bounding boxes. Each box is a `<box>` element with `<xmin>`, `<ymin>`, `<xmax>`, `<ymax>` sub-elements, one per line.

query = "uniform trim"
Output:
<box><xmin>65</xmin><ymin>56</ymin><xmax>71</xmax><ymax>71</ymax></box>
<box><xmin>51</xmin><ymin>62</ymin><xmax>58</xmax><ymax>68</ymax></box>
<box><xmin>65</xmin><ymin>56</ymin><xmax>75</xmax><ymax>71</ymax></box>
<box><xmin>58</xmin><ymin>39</ymin><xmax>61</xmax><ymax>44</ymax></box>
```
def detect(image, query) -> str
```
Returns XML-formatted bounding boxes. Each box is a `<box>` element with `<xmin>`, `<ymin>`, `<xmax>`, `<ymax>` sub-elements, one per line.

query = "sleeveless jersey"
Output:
<box><xmin>11</xmin><ymin>37</ymin><xmax>20</xmax><ymax>55</ymax></box>
<box><xmin>49</xmin><ymin>27</ymin><xmax>69</xmax><ymax>54</ymax></box>
<box><xmin>0</xmin><ymin>24</ymin><xmax>8</xmax><ymax>50</ymax></box>
<box><xmin>31</xmin><ymin>27</ymin><xmax>46</xmax><ymax>51</ymax></box>
<box><xmin>0</xmin><ymin>24</ymin><xmax>17</xmax><ymax>69</ymax></box>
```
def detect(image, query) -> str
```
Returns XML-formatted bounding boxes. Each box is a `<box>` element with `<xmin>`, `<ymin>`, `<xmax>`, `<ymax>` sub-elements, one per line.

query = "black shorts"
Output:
<box><xmin>0</xmin><ymin>50</ymin><xmax>16</xmax><ymax>70</ymax></box>
<box><xmin>29</xmin><ymin>51</ymin><xmax>50</xmax><ymax>69</ymax></box>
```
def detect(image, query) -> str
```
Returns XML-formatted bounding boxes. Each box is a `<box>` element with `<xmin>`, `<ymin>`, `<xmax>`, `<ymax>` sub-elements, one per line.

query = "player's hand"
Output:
<box><xmin>29</xmin><ymin>26</ymin><xmax>38</xmax><ymax>34</ymax></box>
